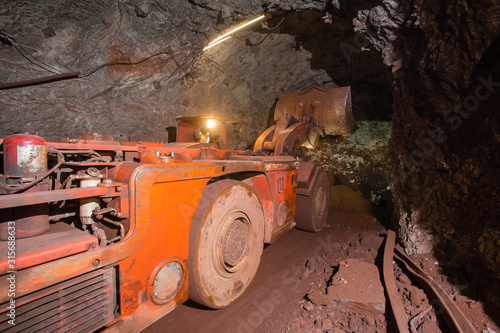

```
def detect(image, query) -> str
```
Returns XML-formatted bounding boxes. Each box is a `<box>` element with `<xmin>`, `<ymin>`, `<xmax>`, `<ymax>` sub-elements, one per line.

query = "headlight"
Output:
<box><xmin>206</xmin><ymin>119</ymin><xmax>216</xmax><ymax>128</ymax></box>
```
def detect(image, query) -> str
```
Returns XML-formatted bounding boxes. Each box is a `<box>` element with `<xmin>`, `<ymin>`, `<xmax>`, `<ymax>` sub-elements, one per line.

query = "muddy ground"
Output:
<box><xmin>144</xmin><ymin>210</ymin><xmax>499</xmax><ymax>333</ymax></box>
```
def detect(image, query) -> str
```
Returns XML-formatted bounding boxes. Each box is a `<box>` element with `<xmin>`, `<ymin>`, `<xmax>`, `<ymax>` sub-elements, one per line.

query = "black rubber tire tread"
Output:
<box><xmin>295</xmin><ymin>170</ymin><xmax>330</xmax><ymax>232</ymax></box>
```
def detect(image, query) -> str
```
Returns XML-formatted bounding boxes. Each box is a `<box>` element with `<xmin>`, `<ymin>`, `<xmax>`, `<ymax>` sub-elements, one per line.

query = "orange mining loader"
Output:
<box><xmin>0</xmin><ymin>85</ymin><xmax>355</xmax><ymax>332</ymax></box>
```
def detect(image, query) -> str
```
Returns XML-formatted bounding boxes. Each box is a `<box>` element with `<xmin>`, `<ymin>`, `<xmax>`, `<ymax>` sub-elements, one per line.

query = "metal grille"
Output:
<box><xmin>0</xmin><ymin>267</ymin><xmax>117</xmax><ymax>333</ymax></box>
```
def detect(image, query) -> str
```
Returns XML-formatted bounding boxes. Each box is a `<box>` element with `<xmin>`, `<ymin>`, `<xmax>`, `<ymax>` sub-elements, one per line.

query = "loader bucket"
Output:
<box><xmin>274</xmin><ymin>85</ymin><xmax>356</xmax><ymax>137</ymax></box>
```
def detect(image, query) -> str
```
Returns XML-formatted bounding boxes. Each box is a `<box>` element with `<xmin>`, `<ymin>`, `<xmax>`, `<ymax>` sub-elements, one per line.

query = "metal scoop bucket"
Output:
<box><xmin>274</xmin><ymin>85</ymin><xmax>356</xmax><ymax>139</ymax></box>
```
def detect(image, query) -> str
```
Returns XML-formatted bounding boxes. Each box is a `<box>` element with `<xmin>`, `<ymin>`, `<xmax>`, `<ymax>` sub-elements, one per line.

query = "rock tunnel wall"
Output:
<box><xmin>346</xmin><ymin>0</ymin><xmax>500</xmax><ymax>314</ymax></box>
<box><xmin>389</xmin><ymin>0</ymin><xmax>499</xmax><ymax>310</ymax></box>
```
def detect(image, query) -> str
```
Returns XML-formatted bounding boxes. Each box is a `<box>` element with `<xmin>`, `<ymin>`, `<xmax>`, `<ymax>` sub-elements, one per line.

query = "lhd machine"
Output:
<box><xmin>0</xmin><ymin>85</ymin><xmax>354</xmax><ymax>332</ymax></box>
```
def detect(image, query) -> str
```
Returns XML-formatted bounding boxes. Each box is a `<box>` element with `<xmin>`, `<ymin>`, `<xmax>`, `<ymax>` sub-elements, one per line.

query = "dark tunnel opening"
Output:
<box><xmin>248</xmin><ymin>9</ymin><xmax>395</xmax><ymax>227</ymax></box>
<box><xmin>257</xmin><ymin>9</ymin><xmax>394</xmax><ymax>122</ymax></box>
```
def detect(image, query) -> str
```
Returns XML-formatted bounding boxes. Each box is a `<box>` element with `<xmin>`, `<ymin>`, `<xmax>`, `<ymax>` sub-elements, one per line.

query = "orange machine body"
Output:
<box><xmin>0</xmin><ymin>138</ymin><xmax>298</xmax><ymax>332</ymax></box>
<box><xmin>0</xmin><ymin>85</ymin><xmax>347</xmax><ymax>331</ymax></box>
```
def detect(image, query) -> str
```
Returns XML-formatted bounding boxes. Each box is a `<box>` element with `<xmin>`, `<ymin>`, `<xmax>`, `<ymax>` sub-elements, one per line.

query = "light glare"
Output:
<box><xmin>203</xmin><ymin>36</ymin><xmax>231</xmax><ymax>51</ymax></box>
<box><xmin>206</xmin><ymin>119</ymin><xmax>216</xmax><ymax>128</ymax></box>
<box><xmin>203</xmin><ymin>15</ymin><xmax>265</xmax><ymax>51</ymax></box>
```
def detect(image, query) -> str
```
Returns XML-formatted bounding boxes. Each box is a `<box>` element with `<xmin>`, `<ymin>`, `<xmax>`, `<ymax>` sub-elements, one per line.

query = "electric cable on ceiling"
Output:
<box><xmin>12</xmin><ymin>43</ymin><xmax>62</xmax><ymax>75</ymax></box>
<box><xmin>79</xmin><ymin>50</ymin><xmax>185</xmax><ymax>78</ymax></box>
<box><xmin>1</xmin><ymin>30</ymin><xmax>62</xmax><ymax>75</ymax></box>
<box><xmin>0</xmin><ymin>49</ymin><xmax>190</xmax><ymax>90</ymax></box>
<box><xmin>0</xmin><ymin>30</ymin><xmax>192</xmax><ymax>89</ymax></box>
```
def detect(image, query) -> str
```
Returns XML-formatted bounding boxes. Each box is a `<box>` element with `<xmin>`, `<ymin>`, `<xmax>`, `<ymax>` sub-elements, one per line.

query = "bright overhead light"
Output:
<box><xmin>203</xmin><ymin>36</ymin><xmax>231</xmax><ymax>51</ymax></box>
<box><xmin>203</xmin><ymin>14</ymin><xmax>265</xmax><ymax>51</ymax></box>
<box><xmin>206</xmin><ymin>119</ymin><xmax>216</xmax><ymax>128</ymax></box>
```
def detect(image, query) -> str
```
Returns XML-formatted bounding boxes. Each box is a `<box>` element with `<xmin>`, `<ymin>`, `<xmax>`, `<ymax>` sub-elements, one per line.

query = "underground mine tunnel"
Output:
<box><xmin>0</xmin><ymin>0</ymin><xmax>498</xmax><ymax>332</ymax></box>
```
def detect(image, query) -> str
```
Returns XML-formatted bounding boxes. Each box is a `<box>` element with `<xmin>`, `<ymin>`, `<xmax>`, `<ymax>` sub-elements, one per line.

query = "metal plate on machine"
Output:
<box><xmin>0</xmin><ymin>223</ymin><xmax>98</xmax><ymax>273</ymax></box>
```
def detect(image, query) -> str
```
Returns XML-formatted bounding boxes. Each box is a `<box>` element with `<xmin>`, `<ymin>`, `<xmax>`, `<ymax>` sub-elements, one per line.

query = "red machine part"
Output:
<box><xmin>1</xmin><ymin>133</ymin><xmax>49</xmax><ymax>240</ymax></box>
<box><xmin>3</xmin><ymin>133</ymin><xmax>47</xmax><ymax>178</ymax></box>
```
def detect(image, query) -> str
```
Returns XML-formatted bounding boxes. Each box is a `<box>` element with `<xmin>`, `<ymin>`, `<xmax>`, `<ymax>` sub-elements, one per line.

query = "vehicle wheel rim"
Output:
<box><xmin>215</xmin><ymin>211</ymin><xmax>251</xmax><ymax>275</ymax></box>
<box><xmin>315</xmin><ymin>185</ymin><xmax>327</xmax><ymax>219</ymax></box>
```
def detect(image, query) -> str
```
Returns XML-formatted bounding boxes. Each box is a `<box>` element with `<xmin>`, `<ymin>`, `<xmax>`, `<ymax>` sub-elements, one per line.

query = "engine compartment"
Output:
<box><xmin>0</xmin><ymin>133</ymin><xmax>131</xmax><ymax>254</ymax></box>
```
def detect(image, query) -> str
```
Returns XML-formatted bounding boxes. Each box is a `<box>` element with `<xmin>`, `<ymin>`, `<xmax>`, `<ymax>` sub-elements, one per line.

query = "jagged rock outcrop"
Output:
<box><xmin>358</xmin><ymin>0</ymin><xmax>500</xmax><ymax>311</ymax></box>
<box><xmin>389</xmin><ymin>0</ymin><xmax>500</xmax><ymax>311</ymax></box>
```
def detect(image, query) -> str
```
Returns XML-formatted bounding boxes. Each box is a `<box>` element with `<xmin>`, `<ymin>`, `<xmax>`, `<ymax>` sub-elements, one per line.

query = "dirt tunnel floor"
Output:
<box><xmin>142</xmin><ymin>210</ymin><xmax>499</xmax><ymax>333</ymax></box>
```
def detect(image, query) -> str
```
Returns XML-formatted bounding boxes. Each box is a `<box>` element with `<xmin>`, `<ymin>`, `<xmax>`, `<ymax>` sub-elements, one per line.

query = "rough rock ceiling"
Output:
<box><xmin>0</xmin><ymin>0</ymin><xmax>392</xmax><ymax>148</ymax></box>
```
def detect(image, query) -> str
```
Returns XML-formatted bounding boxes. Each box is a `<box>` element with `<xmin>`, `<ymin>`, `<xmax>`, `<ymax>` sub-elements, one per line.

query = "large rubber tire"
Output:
<box><xmin>296</xmin><ymin>170</ymin><xmax>330</xmax><ymax>232</ymax></box>
<box><xmin>188</xmin><ymin>180</ymin><xmax>265</xmax><ymax>309</ymax></box>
